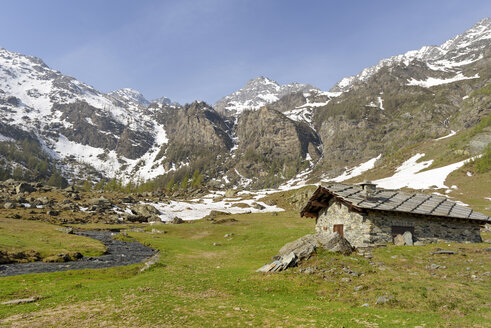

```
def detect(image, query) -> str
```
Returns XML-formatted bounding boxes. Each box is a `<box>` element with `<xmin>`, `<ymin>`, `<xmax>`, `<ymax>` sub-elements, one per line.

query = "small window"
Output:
<box><xmin>333</xmin><ymin>224</ymin><xmax>344</xmax><ymax>237</ymax></box>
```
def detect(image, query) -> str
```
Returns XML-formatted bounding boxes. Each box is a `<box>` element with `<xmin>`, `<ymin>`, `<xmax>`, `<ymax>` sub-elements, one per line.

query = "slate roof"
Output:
<box><xmin>300</xmin><ymin>183</ymin><xmax>490</xmax><ymax>223</ymax></box>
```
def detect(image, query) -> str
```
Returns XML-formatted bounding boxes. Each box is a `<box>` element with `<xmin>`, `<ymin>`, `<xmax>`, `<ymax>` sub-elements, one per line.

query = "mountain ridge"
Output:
<box><xmin>0</xmin><ymin>18</ymin><xmax>489</xmax><ymax>191</ymax></box>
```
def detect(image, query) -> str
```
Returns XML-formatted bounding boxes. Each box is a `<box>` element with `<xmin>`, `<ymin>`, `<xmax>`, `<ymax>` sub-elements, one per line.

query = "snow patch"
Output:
<box><xmin>407</xmin><ymin>73</ymin><xmax>479</xmax><ymax>88</ymax></box>
<box><xmin>373</xmin><ymin>153</ymin><xmax>476</xmax><ymax>189</ymax></box>
<box><xmin>145</xmin><ymin>193</ymin><xmax>283</xmax><ymax>221</ymax></box>
<box><xmin>324</xmin><ymin>155</ymin><xmax>381</xmax><ymax>183</ymax></box>
<box><xmin>435</xmin><ymin>130</ymin><xmax>456</xmax><ymax>140</ymax></box>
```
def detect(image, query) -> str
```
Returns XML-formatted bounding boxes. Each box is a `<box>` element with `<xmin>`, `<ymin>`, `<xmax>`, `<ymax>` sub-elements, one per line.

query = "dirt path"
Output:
<box><xmin>0</xmin><ymin>230</ymin><xmax>157</xmax><ymax>277</ymax></box>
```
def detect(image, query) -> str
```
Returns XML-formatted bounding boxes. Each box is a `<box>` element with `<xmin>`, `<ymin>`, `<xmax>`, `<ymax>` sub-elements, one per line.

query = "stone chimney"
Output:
<box><xmin>359</xmin><ymin>180</ymin><xmax>377</xmax><ymax>199</ymax></box>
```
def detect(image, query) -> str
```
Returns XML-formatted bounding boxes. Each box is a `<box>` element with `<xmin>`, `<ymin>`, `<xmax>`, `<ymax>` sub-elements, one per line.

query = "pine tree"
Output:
<box><xmin>82</xmin><ymin>179</ymin><xmax>93</xmax><ymax>192</ymax></box>
<box><xmin>180</xmin><ymin>172</ymin><xmax>189</xmax><ymax>190</ymax></box>
<box><xmin>190</xmin><ymin>169</ymin><xmax>203</xmax><ymax>188</ymax></box>
<box><xmin>166</xmin><ymin>177</ymin><xmax>175</xmax><ymax>192</ymax></box>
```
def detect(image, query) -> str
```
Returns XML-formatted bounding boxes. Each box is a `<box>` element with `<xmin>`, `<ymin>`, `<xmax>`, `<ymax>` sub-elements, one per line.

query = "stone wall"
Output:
<box><xmin>367</xmin><ymin>211</ymin><xmax>482</xmax><ymax>245</ymax></box>
<box><xmin>315</xmin><ymin>200</ymin><xmax>483</xmax><ymax>247</ymax></box>
<box><xmin>315</xmin><ymin>200</ymin><xmax>371</xmax><ymax>247</ymax></box>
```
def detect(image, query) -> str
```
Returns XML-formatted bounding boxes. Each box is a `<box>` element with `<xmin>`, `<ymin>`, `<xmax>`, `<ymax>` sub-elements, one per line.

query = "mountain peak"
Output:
<box><xmin>108</xmin><ymin>88</ymin><xmax>150</xmax><ymax>107</ymax></box>
<box><xmin>151</xmin><ymin>96</ymin><xmax>180</xmax><ymax>107</ymax></box>
<box><xmin>330</xmin><ymin>17</ymin><xmax>491</xmax><ymax>93</ymax></box>
<box><xmin>214</xmin><ymin>76</ymin><xmax>317</xmax><ymax>117</ymax></box>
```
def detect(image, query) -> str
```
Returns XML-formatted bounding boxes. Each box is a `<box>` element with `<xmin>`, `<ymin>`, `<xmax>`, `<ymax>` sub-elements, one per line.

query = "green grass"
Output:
<box><xmin>0</xmin><ymin>218</ymin><xmax>106</xmax><ymax>259</ymax></box>
<box><xmin>0</xmin><ymin>212</ymin><xmax>490</xmax><ymax>327</ymax></box>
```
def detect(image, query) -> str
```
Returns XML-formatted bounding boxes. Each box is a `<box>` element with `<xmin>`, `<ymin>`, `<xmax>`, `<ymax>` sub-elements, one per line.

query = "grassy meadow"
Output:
<box><xmin>0</xmin><ymin>211</ymin><xmax>490</xmax><ymax>327</ymax></box>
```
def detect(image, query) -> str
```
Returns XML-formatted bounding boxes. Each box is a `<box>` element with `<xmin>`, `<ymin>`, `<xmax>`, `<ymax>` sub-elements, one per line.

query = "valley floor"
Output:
<box><xmin>0</xmin><ymin>211</ymin><xmax>489</xmax><ymax>327</ymax></box>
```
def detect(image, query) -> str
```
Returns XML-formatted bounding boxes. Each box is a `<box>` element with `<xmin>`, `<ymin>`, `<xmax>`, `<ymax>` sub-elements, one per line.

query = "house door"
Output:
<box><xmin>391</xmin><ymin>226</ymin><xmax>414</xmax><ymax>241</ymax></box>
<box><xmin>333</xmin><ymin>224</ymin><xmax>344</xmax><ymax>237</ymax></box>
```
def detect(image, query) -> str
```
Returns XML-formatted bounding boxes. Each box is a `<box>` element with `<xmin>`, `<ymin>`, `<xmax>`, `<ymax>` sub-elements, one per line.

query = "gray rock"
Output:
<box><xmin>414</xmin><ymin>241</ymin><xmax>425</xmax><ymax>246</ymax></box>
<box><xmin>361</xmin><ymin>303</ymin><xmax>370</xmax><ymax>307</ymax></box>
<box><xmin>168</xmin><ymin>217</ymin><xmax>184</xmax><ymax>224</ymax></box>
<box><xmin>139</xmin><ymin>252</ymin><xmax>161</xmax><ymax>273</ymax></box>
<box><xmin>259</xmin><ymin>232</ymin><xmax>352</xmax><ymax>273</ymax></box>
<box><xmin>427</xmin><ymin>263</ymin><xmax>445</xmax><ymax>270</ymax></box>
<box><xmin>123</xmin><ymin>214</ymin><xmax>147</xmax><ymax>223</ymax></box>
<box><xmin>88</xmin><ymin>197</ymin><xmax>113</xmax><ymax>209</ymax></box>
<box><xmin>431</xmin><ymin>250</ymin><xmax>457</xmax><ymax>255</ymax></box>
<box><xmin>55</xmin><ymin>227</ymin><xmax>73</xmax><ymax>234</ymax></box>
<box><xmin>277</xmin><ymin>234</ymin><xmax>317</xmax><ymax>261</ymax></box>
<box><xmin>300</xmin><ymin>267</ymin><xmax>316</xmax><ymax>274</ymax></box>
<box><xmin>280</xmin><ymin>252</ymin><xmax>297</xmax><ymax>268</ymax></box>
<box><xmin>354</xmin><ymin>285</ymin><xmax>365</xmax><ymax>291</ymax></box>
<box><xmin>253</xmin><ymin>203</ymin><xmax>265</xmax><ymax>210</ymax></box>
<box><xmin>3</xmin><ymin>202</ymin><xmax>16</xmax><ymax>209</ymax></box>
<box><xmin>278</xmin><ymin>232</ymin><xmax>353</xmax><ymax>261</ymax></box>
<box><xmin>224</xmin><ymin>189</ymin><xmax>238</xmax><ymax>198</ymax></box>
<box><xmin>37</xmin><ymin>196</ymin><xmax>50</xmax><ymax>205</ymax></box>
<box><xmin>1</xmin><ymin>296</ymin><xmax>39</xmax><ymax>305</ymax></box>
<box><xmin>340</xmin><ymin>277</ymin><xmax>351</xmax><ymax>282</ymax></box>
<box><xmin>375</xmin><ymin>295</ymin><xmax>392</xmax><ymax>304</ymax></box>
<box><xmin>16</xmin><ymin>182</ymin><xmax>34</xmax><ymax>194</ymax></box>
<box><xmin>317</xmin><ymin>232</ymin><xmax>353</xmax><ymax>254</ymax></box>
<box><xmin>256</xmin><ymin>262</ymin><xmax>278</xmax><ymax>273</ymax></box>
<box><xmin>403</xmin><ymin>231</ymin><xmax>413</xmax><ymax>246</ymax></box>
<box><xmin>394</xmin><ymin>234</ymin><xmax>405</xmax><ymax>246</ymax></box>
<box><xmin>131</xmin><ymin>204</ymin><xmax>161</xmax><ymax>217</ymax></box>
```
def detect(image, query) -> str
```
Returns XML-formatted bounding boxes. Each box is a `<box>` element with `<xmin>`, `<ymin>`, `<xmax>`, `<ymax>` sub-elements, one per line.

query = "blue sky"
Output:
<box><xmin>0</xmin><ymin>0</ymin><xmax>489</xmax><ymax>104</ymax></box>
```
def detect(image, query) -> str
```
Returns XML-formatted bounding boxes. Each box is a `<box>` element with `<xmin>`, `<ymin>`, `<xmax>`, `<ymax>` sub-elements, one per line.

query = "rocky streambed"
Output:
<box><xmin>0</xmin><ymin>230</ymin><xmax>157</xmax><ymax>277</ymax></box>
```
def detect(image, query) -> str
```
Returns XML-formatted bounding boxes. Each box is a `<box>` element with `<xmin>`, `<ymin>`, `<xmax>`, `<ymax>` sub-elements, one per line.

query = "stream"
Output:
<box><xmin>0</xmin><ymin>230</ymin><xmax>157</xmax><ymax>277</ymax></box>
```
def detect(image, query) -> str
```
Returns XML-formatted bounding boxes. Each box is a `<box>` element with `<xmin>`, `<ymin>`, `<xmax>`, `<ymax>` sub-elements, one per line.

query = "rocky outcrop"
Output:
<box><xmin>214</xmin><ymin>76</ymin><xmax>316</xmax><ymax>117</ymax></box>
<box><xmin>257</xmin><ymin>232</ymin><xmax>353</xmax><ymax>272</ymax></box>
<box><xmin>131</xmin><ymin>204</ymin><xmax>161</xmax><ymax>217</ymax></box>
<box><xmin>154</xmin><ymin>102</ymin><xmax>233</xmax><ymax>173</ymax></box>
<box><xmin>234</xmin><ymin>106</ymin><xmax>321</xmax><ymax>185</ymax></box>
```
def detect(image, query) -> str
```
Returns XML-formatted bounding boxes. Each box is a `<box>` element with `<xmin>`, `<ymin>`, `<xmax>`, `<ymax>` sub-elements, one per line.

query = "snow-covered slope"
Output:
<box><xmin>108</xmin><ymin>88</ymin><xmax>150</xmax><ymax>107</ymax></box>
<box><xmin>151</xmin><ymin>96</ymin><xmax>179</xmax><ymax>107</ymax></box>
<box><xmin>331</xmin><ymin>18</ymin><xmax>491</xmax><ymax>92</ymax></box>
<box><xmin>0</xmin><ymin>47</ymin><xmax>171</xmax><ymax>182</ymax></box>
<box><xmin>214</xmin><ymin>76</ymin><xmax>318</xmax><ymax>117</ymax></box>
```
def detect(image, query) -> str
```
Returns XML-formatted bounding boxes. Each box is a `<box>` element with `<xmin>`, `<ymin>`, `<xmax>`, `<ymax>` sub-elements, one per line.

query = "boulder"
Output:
<box><xmin>260</xmin><ymin>232</ymin><xmax>353</xmax><ymax>273</ymax></box>
<box><xmin>3</xmin><ymin>202</ymin><xmax>16</xmax><ymax>209</ymax></box>
<box><xmin>206</xmin><ymin>210</ymin><xmax>231</xmax><ymax>220</ymax></box>
<box><xmin>88</xmin><ymin>197</ymin><xmax>113</xmax><ymax>209</ymax></box>
<box><xmin>403</xmin><ymin>231</ymin><xmax>413</xmax><ymax>246</ymax></box>
<box><xmin>253</xmin><ymin>203</ymin><xmax>265</xmax><ymax>210</ymax></box>
<box><xmin>224</xmin><ymin>189</ymin><xmax>238</xmax><ymax>198</ymax></box>
<box><xmin>63</xmin><ymin>186</ymin><xmax>77</xmax><ymax>193</ymax></box>
<box><xmin>317</xmin><ymin>232</ymin><xmax>353</xmax><ymax>254</ymax></box>
<box><xmin>278</xmin><ymin>232</ymin><xmax>353</xmax><ymax>261</ymax></box>
<box><xmin>131</xmin><ymin>204</ymin><xmax>161</xmax><ymax>217</ymax></box>
<box><xmin>168</xmin><ymin>217</ymin><xmax>184</xmax><ymax>224</ymax></box>
<box><xmin>124</xmin><ymin>214</ymin><xmax>148</xmax><ymax>223</ymax></box>
<box><xmin>36</xmin><ymin>197</ymin><xmax>50</xmax><ymax>205</ymax></box>
<box><xmin>121</xmin><ymin>196</ymin><xmax>136</xmax><ymax>203</ymax></box>
<box><xmin>277</xmin><ymin>234</ymin><xmax>317</xmax><ymax>261</ymax></box>
<box><xmin>16</xmin><ymin>182</ymin><xmax>34</xmax><ymax>194</ymax></box>
<box><xmin>394</xmin><ymin>234</ymin><xmax>405</xmax><ymax>246</ymax></box>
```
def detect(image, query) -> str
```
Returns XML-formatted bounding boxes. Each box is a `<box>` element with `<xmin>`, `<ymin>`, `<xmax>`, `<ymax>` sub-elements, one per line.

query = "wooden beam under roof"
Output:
<box><xmin>311</xmin><ymin>200</ymin><xmax>329</xmax><ymax>208</ymax></box>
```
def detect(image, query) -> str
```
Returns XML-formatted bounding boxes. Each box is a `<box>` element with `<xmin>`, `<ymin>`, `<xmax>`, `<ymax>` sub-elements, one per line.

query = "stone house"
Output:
<box><xmin>300</xmin><ymin>182</ymin><xmax>490</xmax><ymax>248</ymax></box>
